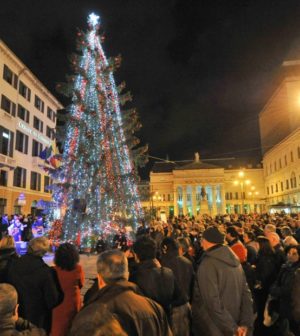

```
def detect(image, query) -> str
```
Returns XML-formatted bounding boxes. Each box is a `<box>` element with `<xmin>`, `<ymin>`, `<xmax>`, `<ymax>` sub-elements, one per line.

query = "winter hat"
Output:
<box><xmin>202</xmin><ymin>226</ymin><xmax>225</xmax><ymax>244</ymax></box>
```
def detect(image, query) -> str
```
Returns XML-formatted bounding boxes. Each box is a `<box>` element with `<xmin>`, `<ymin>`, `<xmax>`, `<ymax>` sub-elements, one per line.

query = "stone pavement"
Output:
<box><xmin>44</xmin><ymin>253</ymin><xmax>98</xmax><ymax>296</ymax></box>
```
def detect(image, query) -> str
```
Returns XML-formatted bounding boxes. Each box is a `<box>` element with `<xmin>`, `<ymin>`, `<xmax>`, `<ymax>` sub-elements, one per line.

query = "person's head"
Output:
<box><xmin>201</xmin><ymin>226</ymin><xmax>225</xmax><ymax>251</ymax></box>
<box><xmin>27</xmin><ymin>237</ymin><xmax>50</xmax><ymax>257</ymax></box>
<box><xmin>161</xmin><ymin>237</ymin><xmax>179</xmax><ymax>256</ymax></box>
<box><xmin>281</xmin><ymin>226</ymin><xmax>292</xmax><ymax>238</ymax></box>
<box><xmin>226</xmin><ymin>227</ymin><xmax>239</xmax><ymax>242</ymax></box>
<box><xmin>257</xmin><ymin>236</ymin><xmax>274</xmax><ymax>255</ymax></box>
<box><xmin>0</xmin><ymin>235</ymin><xmax>15</xmax><ymax>250</ymax></box>
<box><xmin>97</xmin><ymin>250</ymin><xmax>129</xmax><ymax>288</ymax></box>
<box><xmin>0</xmin><ymin>284</ymin><xmax>18</xmax><ymax>321</ymax></box>
<box><xmin>69</xmin><ymin>303</ymin><xmax>127</xmax><ymax>336</ymax></box>
<box><xmin>243</xmin><ymin>231</ymin><xmax>256</xmax><ymax>244</ymax></box>
<box><xmin>54</xmin><ymin>243</ymin><xmax>79</xmax><ymax>271</ymax></box>
<box><xmin>264</xmin><ymin>224</ymin><xmax>276</xmax><ymax>236</ymax></box>
<box><xmin>286</xmin><ymin>245</ymin><xmax>300</xmax><ymax>264</ymax></box>
<box><xmin>266</xmin><ymin>232</ymin><xmax>281</xmax><ymax>248</ymax></box>
<box><xmin>283</xmin><ymin>235</ymin><xmax>298</xmax><ymax>247</ymax></box>
<box><xmin>132</xmin><ymin>236</ymin><xmax>156</xmax><ymax>262</ymax></box>
<box><xmin>177</xmin><ymin>237</ymin><xmax>191</xmax><ymax>255</ymax></box>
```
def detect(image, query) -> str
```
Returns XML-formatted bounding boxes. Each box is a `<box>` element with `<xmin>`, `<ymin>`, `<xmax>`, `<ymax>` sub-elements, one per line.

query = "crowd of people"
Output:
<box><xmin>0</xmin><ymin>212</ymin><xmax>300</xmax><ymax>335</ymax></box>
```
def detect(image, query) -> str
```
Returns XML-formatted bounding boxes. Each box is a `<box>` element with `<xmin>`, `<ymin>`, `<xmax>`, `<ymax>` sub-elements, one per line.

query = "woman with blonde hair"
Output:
<box><xmin>0</xmin><ymin>235</ymin><xmax>18</xmax><ymax>282</ymax></box>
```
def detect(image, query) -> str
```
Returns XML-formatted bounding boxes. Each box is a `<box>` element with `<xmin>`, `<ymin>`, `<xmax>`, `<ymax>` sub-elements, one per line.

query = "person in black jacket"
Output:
<box><xmin>0</xmin><ymin>235</ymin><xmax>19</xmax><ymax>283</ymax></box>
<box><xmin>7</xmin><ymin>237</ymin><xmax>63</xmax><ymax>334</ymax></box>
<box><xmin>0</xmin><ymin>283</ymin><xmax>46</xmax><ymax>336</ymax></box>
<box><xmin>70</xmin><ymin>249</ymin><xmax>172</xmax><ymax>336</ymax></box>
<box><xmin>131</xmin><ymin>236</ymin><xmax>185</xmax><ymax>322</ymax></box>
<box><xmin>160</xmin><ymin>237</ymin><xmax>194</xmax><ymax>336</ymax></box>
<box><xmin>269</xmin><ymin>245</ymin><xmax>300</xmax><ymax>335</ymax></box>
<box><xmin>253</xmin><ymin>236</ymin><xmax>278</xmax><ymax>335</ymax></box>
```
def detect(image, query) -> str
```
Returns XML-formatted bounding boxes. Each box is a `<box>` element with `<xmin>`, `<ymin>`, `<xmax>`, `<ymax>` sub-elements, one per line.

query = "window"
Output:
<box><xmin>17</xmin><ymin>104</ymin><xmax>30</xmax><ymax>123</ymax></box>
<box><xmin>271</xmin><ymin>185</ymin><xmax>274</xmax><ymax>194</ymax></box>
<box><xmin>235</xmin><ymin>192</ymin><xmax>239</xmax><ymax>199</ymax></box>
<box><xmin>225</xmin><ymin>192</ymin><xmax>229</xmax><ymax>200</ymax></box>
<box><xmin>279</xmin><ymin>158</ymin><xmax>282</xmax><ymax>169</ymax></box>
<box><xmin>267</xmin><ymin>187</ymin><xmax>269</xmax><ymax>195</ymax></box>
<box><xmin>3</xmin><ymin>65</ymin><xmax>18</xmax><ymax>88</ymax></box>
<box><xmin>291</xmin><ymin>151</ymin><xmax>294</xmax><ymax>163</ymax></box>
<box><xmin>44</xmin><ymin>176</ymin><xmax>51</xmax><ymax>193</ymax></box>
<box><xmin>229</xmin><ymin>192</ymin><xmax>233</xmax><ymax>200</ymax></box>
<box><xmin>18</xmin><ymin>81</ymin><xmax>31</xmax><ymax>101</ymax></box>
<box><xmin>34</xmin><ymin>95</ymin><xmax>44</xmax><ymax>113</ymax></box>
<box><xmin>298</xmin><ymin>147</ymin><xmax>300</xmax><ymax>159</ymax></box>
<box><xmin>1</xmin><ymin>95</ymin><xmax>16</xmax><ymax>116</ymax></box>
<box><xmin>33</xmin><ymin>116</ymin><xmax>43</xmax><ymax>132</ymax></box>
<box><xmin>46</xmin><ymin>126</ymin><xmax>54</xmax><ymax>139</ymax></box>
<box><xmin>275</xmin><ymin>184</ymin><xmax>278</xmax><ymax>192</ymax></box>
<box><xmin>286</xmin><ymin>179</ymin><xmax>289</xmax><ymax>190</ymax></box>
<box><xmin>291</xmin><ymin>173</ymin><xmax>297</xmax><ymax>189</ymax></box>
<box><xmin>15</xmin><ymin>131</ymin><xmax>28</xmax><ymax>154</ymax></box>
<box><xmin>0</xmin><ymin>170</ymin><xmax>8</xmax><ymax>186</ymax></box>
<box><xmin>274</xmin><ymin>161</ymin><xmax>277</xmax><ymax>171</ymax></box>
<box><xmin>13</xmin><ymin>167</ymin><xmax>26</xmax><ymax>188</ymax></box>
<box><xmin>281</xmin><ymin>181</ymin><xmax>284</xmax><ymax>191</ymax></box>
<box><xmin>0</xmin><ymin>198</ymin><xmax>7</xmax><ymax>216</ymax></box>
<box><xmin>30</xmin><ymin>171</ymin><xmax>41</xmax><ymax>191</ymax></box>
<box><xmin>32</xmin><ymin>140</ymin><xmax>42</xmax><ymax>157</ymax></box>
<box><xmin>47</xmin><ymin>107</ymin><xmax>56</xmax><ymax>122</ymax></box>
<box><xmin>284</xmin><ymin>155</ymin><xmax>287</xmax><ymax>166</ymax></box>
<box><xmin>167</xmin><ymin>194</ymin><xmax>171</xmax><ymax>201</ymax></box>
<box><xmin>0</xmin><ymin>126</ymin><xmax>14</xmax><ymax>157</ymax></box>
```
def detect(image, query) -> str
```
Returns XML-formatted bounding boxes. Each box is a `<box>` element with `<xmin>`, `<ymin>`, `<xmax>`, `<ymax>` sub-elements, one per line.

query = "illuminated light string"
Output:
<box><xmin>54</xmin><ymin>13</ymin><xmax>143</xmax><ymax>242</ymax></box>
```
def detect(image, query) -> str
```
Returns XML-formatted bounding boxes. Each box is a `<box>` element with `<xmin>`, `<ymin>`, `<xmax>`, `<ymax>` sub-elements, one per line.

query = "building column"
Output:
<box><xmin>182</xmin><ymin>185</ymin><xmax>187</xmax><ymax>216</ymax></box>
<box><xmin>173</xmin><ymin>186</ymin><xmax>178</xmax><ymax>217</ymax></box>
<box><xmin>211</xmin><ymin>185</ymin><xmax>218</xmax><ymax>217</ymax></box>
<box><xmin>220</xmin><ymin>184</ymin><xmax>226</xmax><ymax>214</ymax></box>
<box><xmin>192</xmin><ymin>185</ymin><xmax>197</xmax><ymax>217</ymax></box>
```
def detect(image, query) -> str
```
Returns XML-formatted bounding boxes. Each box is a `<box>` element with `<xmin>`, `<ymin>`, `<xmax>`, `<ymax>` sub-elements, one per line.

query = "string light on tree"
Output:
<box><xmin>49</xmin><ymin>13</ymin><xmax>148</xmax><ymax>245</ymax></box>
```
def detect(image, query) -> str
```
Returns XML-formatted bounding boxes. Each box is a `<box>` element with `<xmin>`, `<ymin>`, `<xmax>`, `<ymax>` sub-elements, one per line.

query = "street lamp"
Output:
<box><xmin>234</xmin><ymin>170</ymin><xmax>251</xmax><ymax>214</ymax></box>
<box><xmin>152</xmin><ymin>191</ymin><xmax>161</xmax><ymax>219</ymax></box>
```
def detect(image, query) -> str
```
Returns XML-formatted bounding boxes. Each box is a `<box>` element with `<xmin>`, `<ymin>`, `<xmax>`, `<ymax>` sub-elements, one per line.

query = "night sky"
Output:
<box><xmin>1</xmin><ymin>0</ymin><xmax>300</xmax><ymax>174</ymax></box>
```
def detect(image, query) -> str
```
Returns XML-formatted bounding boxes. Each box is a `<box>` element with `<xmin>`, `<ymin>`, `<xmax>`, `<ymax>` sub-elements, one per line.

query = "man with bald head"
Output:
<box><xmin>0</xmin><ymin>283</ymin><xmax>45</xmax><ymax>335</ymax></box>
<box><xmin>70</xmin><ymin>249</ymin><xmax>172</xmax><ymax>336</ymax></box>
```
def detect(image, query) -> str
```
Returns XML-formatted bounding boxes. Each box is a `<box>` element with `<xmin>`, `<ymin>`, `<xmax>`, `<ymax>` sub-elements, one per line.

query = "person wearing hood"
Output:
<box><xmin>6</xmin><ymin>237</ymin><xmax>63</xmax><ymax>334</ymax></box>
<box><xmin>192</xmin><ymin>226</ymin><xmax>254</xmax><ymax>336</ymax></box>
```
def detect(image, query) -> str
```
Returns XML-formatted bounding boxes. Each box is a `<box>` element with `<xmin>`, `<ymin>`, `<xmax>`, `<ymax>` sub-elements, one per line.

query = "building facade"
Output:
<box><xmin>259</xmin><ymin>59</ymin><xmax>300</xmax><ymax>213</ymax></box>
<box><xmin>148</xmin><ymin>154</ymin><xmax>265</xmax><ymax>218</ymax></box>
<box><xmin>0</xmin><ymin>40</ymin><xmax>63</xmax><ymax>215</ymax></box>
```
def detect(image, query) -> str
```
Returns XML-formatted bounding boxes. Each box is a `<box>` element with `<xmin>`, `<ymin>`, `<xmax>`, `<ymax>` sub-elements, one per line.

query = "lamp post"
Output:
<box><xmin>234</xmin><ymin>170</ymin><xmax>251</xmax><ymax>214</ymax></box>
<box><xmin>152</xmin><ymin>191</ymin><xmax>161</xmax><ymax>220</ymax></box>
<box><xmin>248</xmin><ymin>186</ymin><xmax>259</xmax><ymax>213</ymax></box>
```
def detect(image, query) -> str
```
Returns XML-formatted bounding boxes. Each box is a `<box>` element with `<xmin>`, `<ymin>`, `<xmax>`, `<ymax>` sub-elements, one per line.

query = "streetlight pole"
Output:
<box><xmin>234</xmin><ymin>170</ymin><xmax>251</xmax><ymax>214</ymax></box>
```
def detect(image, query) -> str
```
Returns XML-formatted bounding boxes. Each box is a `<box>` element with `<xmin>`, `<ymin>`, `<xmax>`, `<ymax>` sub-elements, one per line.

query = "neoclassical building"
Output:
<box><xmin>148</xmin><ymin>154</ymin><xmax>265</xmax><ymax>218</ymax></box>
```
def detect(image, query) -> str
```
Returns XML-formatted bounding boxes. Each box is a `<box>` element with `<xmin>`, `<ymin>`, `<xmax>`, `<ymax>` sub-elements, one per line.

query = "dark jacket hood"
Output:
<box><xmin>88</xmin><ymin>280</ymin><xmax>140</xmax><ymax>304</ymax></box>
<box><xmin>0</xmin><ymin>248</ymin><xmax>17</xmax><ymax>260</ymax></box>
<box><xmin>12</xmin><ymin>254</ymin><xmax>46</xmax><ymax>276</ymax></box>
<box><xmin>205</xmin><ymin>244</ymin><xmax>240</xmax><ymax>267</ymax></box>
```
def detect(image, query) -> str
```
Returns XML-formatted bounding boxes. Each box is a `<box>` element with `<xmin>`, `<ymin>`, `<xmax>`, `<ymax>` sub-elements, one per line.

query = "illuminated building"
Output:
<box><xmin>0</xmin><ymin>40</ymin><xmax>63</xmax><ymax>215</ymax></box>
<box><xmin>259</xmin><ymin>57</ymin><xmax>300</xmax><ymax>213</ymax></box>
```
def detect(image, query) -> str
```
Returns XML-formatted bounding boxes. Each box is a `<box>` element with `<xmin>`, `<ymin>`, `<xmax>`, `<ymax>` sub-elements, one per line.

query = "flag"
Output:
<box><xmin>39</xmin><ymin>148</ymin><xmax>47</xmax><ymax>160</ymax></box>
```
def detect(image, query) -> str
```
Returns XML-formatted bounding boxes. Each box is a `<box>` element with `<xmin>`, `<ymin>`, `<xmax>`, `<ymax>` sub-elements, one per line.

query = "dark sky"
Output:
<box><xmin>1</xmin><ymin>0</ymin><xmax>300</xmax><ymax>172</ymax></box>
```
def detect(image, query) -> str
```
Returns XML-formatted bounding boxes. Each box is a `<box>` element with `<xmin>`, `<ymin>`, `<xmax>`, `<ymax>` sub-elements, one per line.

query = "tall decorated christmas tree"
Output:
<box><xmin>51</xmin><ymin>13</ymin><xmax>147</xmax><ymax>244</ymax></box>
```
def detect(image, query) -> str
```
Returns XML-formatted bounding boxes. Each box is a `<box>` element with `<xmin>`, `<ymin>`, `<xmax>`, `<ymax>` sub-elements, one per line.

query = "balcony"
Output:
<box><xmin>0</xmin><ymin>154</ymin><xmax>16</xmax><ymax>169</ymax></box>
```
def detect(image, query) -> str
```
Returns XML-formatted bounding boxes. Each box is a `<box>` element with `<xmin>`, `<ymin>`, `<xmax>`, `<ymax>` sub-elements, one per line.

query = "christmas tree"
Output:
<box><xmin>52</xmin><ymin>13</ymin><xmax>147</xmax><ymax>244</ymax></box>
